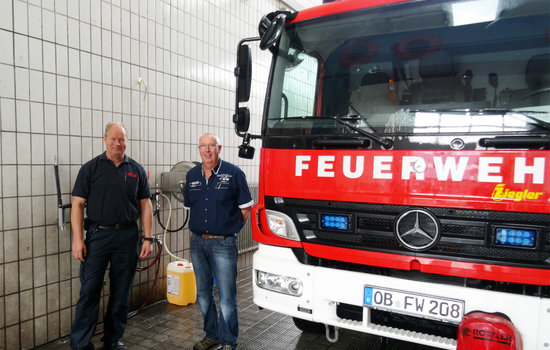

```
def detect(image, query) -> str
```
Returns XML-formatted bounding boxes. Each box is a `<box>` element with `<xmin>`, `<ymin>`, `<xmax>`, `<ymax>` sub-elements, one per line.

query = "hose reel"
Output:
<box><xmin>160</xmin><ymin>161</ymin><xmax>197</xmax><ymax>202</ymax></box>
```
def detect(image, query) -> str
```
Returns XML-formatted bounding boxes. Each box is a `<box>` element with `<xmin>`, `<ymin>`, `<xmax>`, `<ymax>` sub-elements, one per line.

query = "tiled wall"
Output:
<box><xmin>0</xmin><ymin>0</ymin><xmax>321</xmax><ymax>348</ymax></box>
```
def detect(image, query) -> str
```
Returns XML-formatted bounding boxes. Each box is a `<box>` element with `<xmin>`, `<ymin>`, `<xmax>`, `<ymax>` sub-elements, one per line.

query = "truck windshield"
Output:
<box><xmin>265</xmin><ymin>0</ymin><xmax>550</xmax><ymax>138</ymax></box>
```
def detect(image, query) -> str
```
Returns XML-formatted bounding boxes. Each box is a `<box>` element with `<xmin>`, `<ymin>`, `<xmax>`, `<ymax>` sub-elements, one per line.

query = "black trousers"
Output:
<box><xmin>70</xmin><ymin>225</ymin><xmax>139</xmax><ymax>349</ymax></box>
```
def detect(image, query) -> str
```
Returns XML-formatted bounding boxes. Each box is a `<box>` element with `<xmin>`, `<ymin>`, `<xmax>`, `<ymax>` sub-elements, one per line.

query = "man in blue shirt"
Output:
<box><xmin>184</xmin><ymin>133</ymin><xmax>253</xmax><ymax>350</ymax></box>
<box><xmin>70</xmin><ymin>122</ymin><xmax>154</xmax><ymax>350</ymax></box>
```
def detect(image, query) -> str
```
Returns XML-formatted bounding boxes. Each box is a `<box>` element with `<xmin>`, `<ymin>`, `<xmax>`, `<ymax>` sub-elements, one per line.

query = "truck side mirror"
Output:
<box><xmin>236</xmin><ymin>44</ymin><xmax>252</xmax><ymax>103</ymax></box>
<box><xmin>233</xmin><ymin>107</ymin><xmax>250</xmax><ymax>133</ymax></box>
<box><xmin>259</xmin><ymin>13</ymin><xmax>285</xmax><ymax>50</ymax></box>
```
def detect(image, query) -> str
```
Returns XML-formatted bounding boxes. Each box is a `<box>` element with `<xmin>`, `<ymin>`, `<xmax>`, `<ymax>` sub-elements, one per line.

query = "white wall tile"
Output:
<box><xmin>69</xmin><ymin>136</ymin><xmax>82</xmax><ymax>164</ymax></box>
<box><xmin>14</xmin><ymin>34</ymin><xmax>29</xmax><ymax>68</ymax></box>
<box><xmin>15</xmin><ymin>68</ymin><xmax>30</xmax><ymax>100</ymax></box>
<box><xmin>0</xmin><ymin>0</ymin><xmax>13</xmax><ymax>31</ymax></box>
<box><xmin>91</xmin><ymin>82</ymin><xmax>102</xmax><ymax>110</ymax></box>
<box><xmin>103</xmin><ymin>85</ymin><xmax>113</xmax><ymax>110</ymax></box>
<box><xmin>28</xmin><ymin>5</ymin><xmax>43</xmax><ymax>39</ymax></box>
<box><xmin>80</xmin><ymin>80</ymin><xmax>91</xmax><ymax>109</ymax></box>
<box><xmin>32</xmin><ymin>196</ymin><xmax>46</xmax><ymax>226</ymax></box>
<box><xmin>2</xmin><ymin>132</ymin><xmax>17</xmax><ymax>164</ymax></box>
<box><xmin>31</xmin><ymin>165</ymin><xmax>45</xmax><ymax>196</ymax></box>
<box><xmin>55</xmin><ymin>13</ymin><xmax>68</xmax><ymax>45</ymax></box>
<box><xmin>42</xmin><ymin>9</ymin><xmax>56</xmax><ymax>42</ymax></box>
<box><xmin>102</xmin><ymin>29</ymin><xmax>112</xmax><ymax>58</ymax></box>
<box><xmin>68</xmin><ymin>78</ymin><xmax>80</xmax><ymax>107</ymax></box>
<box><xmin>29</xmin><ymin>70</ymin><xmax>44</xmax><ymax>102</ymax></box>
<box><xmin>57</xmin><ymin>106</ymin><xmax>69</xmax><ymax>135</ymax></box>
<box><xmin>90</xmin><ymin>54</ymin><xmax>101</xmax><ymax>82</ymax></box>
<box><xmin>102</xmin><ymin>2</ymin><xmax>112</xmax><ymax>31</ymax></box>
<box><xmin>44</xmin><ymin>105</ymin><xmax>57</xmax><ymax>134</ymax></box>
<box><xmin>79</xmin><ymin>0</ymin><xmax>91</xmax><ymax>23</ymax></box>
<box><xmin>55</xmin><ymin>0</ymin><xmax>68</xmax><ymax>15</ymax></box>
<box><xmin>2</xmin><ymin>166</ymin><xmax>17</xmax><ymax>197</ymax></box>
<box><xmin>44</xmin><ymin>135</ymin><xmax>57</xmax><ymax>166</ymax></box>
<box><xmin>43</xmin><ymin>73</ymin><xmax>57</xmax><ymax>104</ymax></box>
<box><xmin>56</xmin><ymin>76</ymin><xmax>69</xmax><ymax>106</ymax></box>
<box><xmin>57</xmin><ymin>136</ymin><xmax>70</xmax><ymax>164</ymax></box>
<box><xmin>55</xmin><ymin>45</ymin><xmax>68</xmax><ymax>76</ymax></box>
<box><xmin>81</xmin><ymin>109</ymin><xmax>92</xmax><ymax>136</ymax></box>
<box><xmin>28</xmin><ymin>38</ymin><xmax>43</xmax><ymax>71</ymax></box>
<box><xmin>67</xmin><ymin>0</ymin><xmax>79</xmax><ymax>19</ymax></box>
<box><xmin>1</xmin><ymin>98</ymin><xmax>16</xmax><ymax>131</ymax></box>
<box><xmin>90</xmin><ymin>0</ymin><xmax>101</xmax><ymax>26</ymax></box>
<box><xmin>90</xmin><ymin>25</ymin><xmax>101</xmax><ymax>55</ymax></box>
<box><xmin>18</xmin><ymin>197</ymin><xmax>32</xmax><ymax>228</ymax></box>
<box><xmin>79</xmin><ymin>22</ymin><xmax>91</xmax><ymax>52</ymax></box>
<box><xmin>32</xmin><ymin>134</ymin><xmax>45</xmax><ymax>164</ymax></box>
<box><xmin>81</xmin><ymin>137</ymin><xmax>93</xmax><ymax>162</ymax></box>
<box><xmin>17</xmin><ymin>166</ymin><xmax>32</xmax><ymax>197</ymax></box>
<box><xmin>68</xmin><ymin>48</ymin><xmax>80</xmax><ymax>78</ymax></box>
<box><xmin>14</xmin><ymin>1</ymin><xmax>29</xmax><ymax>35</ymax></box>
<box><xmin>69</xmin><ymin>107</ymin><xmax>81</xmax><ymax>135</ymax></box>
<box><xmin>30</xmin><ymin>102</ymin><xmax>44</xmax><ymax>134</ymax></box>
<box><xmin>17</xmin><ymin>133</ymin><xmax>32</xmax><ymax>164</ymax></box>
<box><xmin>68</xmin><ymin>18</ymin><xmax>80</xmax><ymax>48</ymax></box>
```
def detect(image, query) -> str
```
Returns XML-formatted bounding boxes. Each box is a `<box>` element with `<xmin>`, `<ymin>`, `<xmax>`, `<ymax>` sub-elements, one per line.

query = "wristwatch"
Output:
<box><xmin>143</xmin><ymin>237</ymin><xmax>154</xmax><ymax>243</ymax></box>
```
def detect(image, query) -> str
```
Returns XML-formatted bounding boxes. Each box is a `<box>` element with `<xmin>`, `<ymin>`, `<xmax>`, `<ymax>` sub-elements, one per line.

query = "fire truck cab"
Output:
<box><xmin>233</xmin><ymin>0</ymin><xmax>550</xmax><ymax>348</ymax></box>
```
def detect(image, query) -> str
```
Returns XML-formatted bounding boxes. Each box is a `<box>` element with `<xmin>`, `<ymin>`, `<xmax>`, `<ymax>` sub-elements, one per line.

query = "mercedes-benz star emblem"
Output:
<box><xmin>394</xmin><ymin>209</ymin><xmax>440</xmax><ymax>251</ymax></box>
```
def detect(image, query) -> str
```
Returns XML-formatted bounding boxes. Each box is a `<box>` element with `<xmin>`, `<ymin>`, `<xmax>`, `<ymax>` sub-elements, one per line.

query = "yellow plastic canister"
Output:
<box><xmin>166</xmin><ymin>260</ymin><xmax>196</xmax><ymax>306</ymax></box>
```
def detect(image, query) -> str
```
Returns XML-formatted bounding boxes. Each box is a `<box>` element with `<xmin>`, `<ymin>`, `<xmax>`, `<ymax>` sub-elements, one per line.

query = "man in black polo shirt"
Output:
<box><xmin>184</xmin><ymin>133</ymin><xmax>253</xmax><ymax>350</ymax></box>
<box><xmin>70</xmin><ymin>122</ymin><xmax>153</xmax><ymax>350</ymax></box>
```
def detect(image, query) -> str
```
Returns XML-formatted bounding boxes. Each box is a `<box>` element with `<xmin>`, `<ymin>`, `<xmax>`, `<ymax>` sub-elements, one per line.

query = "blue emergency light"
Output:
<box><xmin>321</xmin><ymin>214</ymin><xmax>350</xmax><ymax>231</ymax></box>
<box><xmin>494</xmin><ymin>227</ymin><xmax>536</xmax><ymax>248</ymax></box>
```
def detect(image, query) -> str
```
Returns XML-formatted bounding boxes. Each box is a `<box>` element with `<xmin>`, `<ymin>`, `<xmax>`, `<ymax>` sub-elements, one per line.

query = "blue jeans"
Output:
<box><xmin>190</xmin><ymin>233</ymin><xmax>239</xmax><ymax>348</ymax></box>
<box><xmin>70</xmin><ymin>226</ymin><xmax>139</xmax><ymax>349</ymax></box>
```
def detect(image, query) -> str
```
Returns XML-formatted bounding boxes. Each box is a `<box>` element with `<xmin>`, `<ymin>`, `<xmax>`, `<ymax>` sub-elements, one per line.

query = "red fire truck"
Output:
<box><xmin>232</xmin><ymin>0</ymin><xmax>550</xmax><ymax>348</ymax></box>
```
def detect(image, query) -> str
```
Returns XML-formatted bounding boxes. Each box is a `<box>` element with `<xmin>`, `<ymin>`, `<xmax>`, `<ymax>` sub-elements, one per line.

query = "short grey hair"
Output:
<box><xmin>200</xmin><ymin>132</ymin><xmax>221</xmax><ymax>146</ymax></box>
<box><xmin>104</xmin><ymin>122</ymin><xmax>127</xmax><ymax>138</ymax></box>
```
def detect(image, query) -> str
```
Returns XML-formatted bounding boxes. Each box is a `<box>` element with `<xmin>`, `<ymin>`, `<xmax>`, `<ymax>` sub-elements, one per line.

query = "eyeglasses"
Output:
<box><xmin>108</xmin><ymin>137</ymin><xmax>127</xmax><ymax>144</ymax></box>
<box><xmin>198</xmin><ymin>144</ymin><xmax>218</xmax><ymax>150</ymax></box>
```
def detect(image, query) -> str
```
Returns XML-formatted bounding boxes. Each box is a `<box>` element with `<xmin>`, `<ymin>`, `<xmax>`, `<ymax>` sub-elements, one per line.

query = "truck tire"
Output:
<box><xmin>292</xmin><ymin>317</ymin><xmax>325</xmax><ymax>334</ymax></box>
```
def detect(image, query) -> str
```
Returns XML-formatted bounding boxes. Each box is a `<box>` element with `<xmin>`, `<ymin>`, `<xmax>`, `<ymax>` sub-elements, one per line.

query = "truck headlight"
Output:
<box><xmin>256</xmin><ymin>270</ymin><xmax>303</xmax><ymax>297</ymax></box>
<box><xmin>266</xmin><ymin>210</ymin><xmax>300</xmax><ymax>241</ymax></box>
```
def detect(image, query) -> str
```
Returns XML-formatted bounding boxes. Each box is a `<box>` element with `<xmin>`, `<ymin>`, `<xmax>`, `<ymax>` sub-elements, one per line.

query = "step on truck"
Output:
<box><xmin>232</xmin><ymin>0</ymin><xmax>550</xmax><ymax>348</ymax></box>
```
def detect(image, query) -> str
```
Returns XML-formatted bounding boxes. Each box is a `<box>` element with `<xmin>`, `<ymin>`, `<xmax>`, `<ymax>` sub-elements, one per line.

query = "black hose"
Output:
<box><xmin>129</xmin><ymin>238</ymin><xmax>164</xmax><ymax>318</ymax></box>
<box><xmin>154</xmin><ymin>205</ymin><xmax>188</xmax><ymax>232</ymax></box>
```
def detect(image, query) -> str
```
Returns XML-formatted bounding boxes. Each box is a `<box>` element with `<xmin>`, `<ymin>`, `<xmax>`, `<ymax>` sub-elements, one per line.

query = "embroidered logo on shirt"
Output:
<box><xmin>217</xmin><ymin>174</ymin><xmax>232</xmax><ymax>184</ymax></box>
<box><xmin>190</xmin><ymin>181</ymin><xmax>202</xmax><ymax>188</ymax></box>
<box><xmin>127</xmin><ymin>172</ymin><xmax>137</xmax><ymax>178</ymax></box>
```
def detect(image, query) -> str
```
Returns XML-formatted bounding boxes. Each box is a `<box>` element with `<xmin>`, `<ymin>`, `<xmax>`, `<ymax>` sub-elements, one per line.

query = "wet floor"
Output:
<box><xmin>35</xmin><ymin>268</ymin><xmax>439</xmax><ymax>350</ymax></box>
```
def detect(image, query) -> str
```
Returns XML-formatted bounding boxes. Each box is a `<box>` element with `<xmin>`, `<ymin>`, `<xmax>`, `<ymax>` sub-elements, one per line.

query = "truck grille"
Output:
<box><xmin>266</xmin><ymin>197</ymin><xmax>550</xmax><ymax>268</ymax></box>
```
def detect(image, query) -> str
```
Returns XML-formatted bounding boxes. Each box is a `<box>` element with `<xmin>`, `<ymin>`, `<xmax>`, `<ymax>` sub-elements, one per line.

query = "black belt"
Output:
<box><xmin>200</xmin><ymin>234</ymin><xmax>236</xmax><ymax>240</ymax></box>
<box><xmin>91</xmin><ymin>222</ymin><xmax>136</xmax><ymax>231</ymax></box>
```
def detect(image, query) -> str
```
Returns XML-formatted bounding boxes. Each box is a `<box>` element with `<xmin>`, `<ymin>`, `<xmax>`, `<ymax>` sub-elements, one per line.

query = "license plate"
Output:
<box><xmin>364</xmin><ymin>285</ymin><xmax>464</xmax><ymax>324</ymax></box>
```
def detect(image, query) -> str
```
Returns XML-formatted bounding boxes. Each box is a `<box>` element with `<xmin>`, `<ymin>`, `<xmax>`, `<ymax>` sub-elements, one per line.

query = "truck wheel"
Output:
<box><xmin>292</xmin><ymin>317</ymin><xmax>325</xmax><ymax>334</ymax></box>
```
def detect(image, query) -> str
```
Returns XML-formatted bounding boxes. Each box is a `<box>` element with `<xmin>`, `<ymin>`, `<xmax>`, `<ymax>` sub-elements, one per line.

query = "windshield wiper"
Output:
<box><xmin>328</xmin><ymin>115</ymin><xmax>393</xmax><ymax>149</ymax></box>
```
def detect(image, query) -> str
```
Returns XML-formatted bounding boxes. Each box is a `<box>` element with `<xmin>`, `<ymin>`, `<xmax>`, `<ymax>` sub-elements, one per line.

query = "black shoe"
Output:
<box><xmin>73</xmin><ymin>344</ymin><xmax>95</xmax><ymax>350</ymax></box>
<box><xmin>103</xmin><ymin>340</ymin><xmax>127</xmax><ymax>350</ymax></box>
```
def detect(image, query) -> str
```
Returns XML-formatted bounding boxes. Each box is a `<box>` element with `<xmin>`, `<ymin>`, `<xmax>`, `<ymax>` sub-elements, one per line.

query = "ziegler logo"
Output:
<box><xmin>462</xmin><ymin>327</ymin><xmax>513</xmax><ymax>346</ymax></box>
<box><xmin>491</xmin><ymin>184</ymin><xmax>544</xmax><ymax>202</ymax></box>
